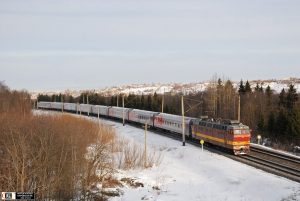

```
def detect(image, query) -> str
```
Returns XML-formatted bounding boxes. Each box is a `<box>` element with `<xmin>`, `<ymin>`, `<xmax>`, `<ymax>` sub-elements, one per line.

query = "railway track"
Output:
<box><xmin>237</xmin><ymin>146</ymin><xmax>300</xmax><ymax>183</ymax></box>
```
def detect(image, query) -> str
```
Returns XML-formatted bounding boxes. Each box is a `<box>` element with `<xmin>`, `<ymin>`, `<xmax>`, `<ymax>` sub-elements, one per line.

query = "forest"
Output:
<box><xmin>37</xmin><ymin>78</ymin><xmax>300</xmax><ymax>150</ymax></box>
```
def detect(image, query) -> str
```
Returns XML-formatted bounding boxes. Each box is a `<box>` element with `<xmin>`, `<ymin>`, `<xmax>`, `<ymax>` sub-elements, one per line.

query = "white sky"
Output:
<box><xmin>1</xmin><ymin>0</ymin><xmax>300</xmax><ymax>91</ymax></box>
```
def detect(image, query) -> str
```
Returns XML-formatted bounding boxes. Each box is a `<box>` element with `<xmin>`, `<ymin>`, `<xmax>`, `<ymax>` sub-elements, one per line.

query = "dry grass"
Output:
<box><xmin>114</xmin><ymin>137</ymin><xmax>163</xmax><ymax>170</ymax></box>
<box><xmin>0</xmin><ymin>83</ymin><xmax>117</xmax><ymax>200</ymax></box>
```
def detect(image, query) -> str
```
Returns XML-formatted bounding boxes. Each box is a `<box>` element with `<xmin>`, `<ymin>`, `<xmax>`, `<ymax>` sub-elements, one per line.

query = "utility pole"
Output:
<box><xmin>122</xmin><ymin>95</ymin><xmax>125</xmax><ymax>126</ymax></box>
<box><xmin>117</xmin><ymin>95</ymin><xmax>119</xmax><ymax>107</ymax></box>
<box><xmin>82</xmin><ymin>94</ymin><xmax>84</xmax><ymax>104</ymax></box>
<box><xmin>79</xmin><ymin>103</ymin><xmax>81</xmax><ymax>115</ymax></box>
<box><xmin>181</xmin><ymin>96</ymin><xmax>185</xmax><ymax>146</ymax></box>
<box><xmin>62</xmin><ymin>96</ymin><xmax>64</xmax><ymax>113</ymax></box>
<box><xmin>162</xmin><ymin>93</ymin><xmax>164</xmax><ymax>113</ymax></box>
<box><xmin>87</xmin><ymin>94</ymin><xmax>89</xmax><ymax>116</ymax></box>
<box><xmin>76</xmin><ymin>102</ymin><xmax>79</xmax><ymax>114</ymax></box>
<box><xmin>233</xmin><ymin>95</ymin><xmax>236</xmax><ymax>120</ymax></box>
<box><xmin>238</xmin><ymin>95</ymin><xmax>241</xmax><ymax>122</ymax></box>
<box><xmin>144</xmin><ymin>122</ymin><xmax>148</xmax><ymax>168</ymax></box>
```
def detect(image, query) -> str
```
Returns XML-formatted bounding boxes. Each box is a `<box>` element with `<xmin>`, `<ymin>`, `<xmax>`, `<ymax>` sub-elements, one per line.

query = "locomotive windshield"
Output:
<box><xmin>233</xmin><ymin>129</ymin><xmax>250</xmax><ymax>134</ymax></box>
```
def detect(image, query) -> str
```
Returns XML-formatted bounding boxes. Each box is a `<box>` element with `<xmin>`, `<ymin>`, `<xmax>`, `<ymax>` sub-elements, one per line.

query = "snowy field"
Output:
<box><xmin>34</xmin><ymin>111</ymin><xmax>300</xmax><ymax>200</ymax></box>
<box><xmin>93</xmin><ymin>118</ymin><xmax>300</xmax><ymax>201</ymax></box>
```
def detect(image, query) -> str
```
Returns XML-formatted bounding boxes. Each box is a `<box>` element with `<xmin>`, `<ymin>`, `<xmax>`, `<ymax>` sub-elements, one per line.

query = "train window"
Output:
<box><xmin>241</xmin><ymin>130</ymin><xmax>249</xmax><ymax>134</ymax></box>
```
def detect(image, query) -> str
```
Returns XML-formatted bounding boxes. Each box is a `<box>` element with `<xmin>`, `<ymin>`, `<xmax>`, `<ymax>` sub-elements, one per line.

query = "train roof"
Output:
<box><xmin>131</xmin><ymin>109</ymin><xmax>159</xmax><ymax>115</ymax></box>
<box><xmin>110</xmin><ymin>106</ymin><xmax>132</xmax><ymax>111</ymax></box>
<box><xmin>92</xmin><ymin>105</ymin><xmax>109</xmax><ymax>108</ymax></box>
<box><xmin>191</xmin><ymin>118</ymin><xmax>249</xmax><ymax>129</ymax></box>
<box><xmin>157</xmin><ymin>113</ymin><xmax>195</xmax><ymax>122</ymax></box>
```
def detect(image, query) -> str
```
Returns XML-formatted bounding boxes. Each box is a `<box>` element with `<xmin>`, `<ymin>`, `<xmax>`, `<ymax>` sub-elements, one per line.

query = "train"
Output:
<box><xmin>37</xmin><ymin>101</ymin><xmax>251</xmax><ymax>155</ymax></box>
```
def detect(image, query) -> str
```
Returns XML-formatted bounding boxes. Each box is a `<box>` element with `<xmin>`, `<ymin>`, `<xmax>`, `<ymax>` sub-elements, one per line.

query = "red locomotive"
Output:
<box><xmin>191</xmin><ymin>119</ymin><xmax>251</xmax><ymax>155</ymax></box>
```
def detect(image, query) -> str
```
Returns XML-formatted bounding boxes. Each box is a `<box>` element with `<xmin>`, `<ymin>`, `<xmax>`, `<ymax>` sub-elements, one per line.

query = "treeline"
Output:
<box><xmin>37</xmin><ymin>78</ymin><xmax>300</xmax><ymax>146</ymax></box>
<box><xmin>0</xmin><ymin>82</ymin><xmax>116</xmax><ymax>200</ymax></box>
<box><xmin>38</xmin><ymin>92</ymin><xmax>202</xmax><ymax>116</ymax></box>
<box><xmin>238</xmin><ymin>80</ymin><xmax>300</xmax><ymax>146</ymax></box>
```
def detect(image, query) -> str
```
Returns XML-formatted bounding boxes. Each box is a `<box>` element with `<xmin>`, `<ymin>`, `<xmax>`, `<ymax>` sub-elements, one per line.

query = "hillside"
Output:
<box><xmin>31</xmin><ymin>77</ymin><xmax>300</xmax><ymax>98</ymax></box>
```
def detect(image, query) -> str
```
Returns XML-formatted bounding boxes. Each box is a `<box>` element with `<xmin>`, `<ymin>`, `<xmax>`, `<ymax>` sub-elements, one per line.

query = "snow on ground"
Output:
<box><xmin>93</xmin><ymin>118</ymin><xmax>300</xmax><ymax>201</ymax></box>
<box><xmin>34</xmin><ymin>111</ymin><xmax>300</xmax><ymax>201</ymax></box>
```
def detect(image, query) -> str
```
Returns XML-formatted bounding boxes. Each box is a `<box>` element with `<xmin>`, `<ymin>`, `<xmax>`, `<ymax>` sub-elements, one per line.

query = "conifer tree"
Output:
<box><xmin>147</xmin><ymin>95</ymin><xmax>152</xmax><ymax>110</ymax></box>
<box><xmin>275</xmin><ymin>110</ymin><xmax>288</xmax><ymax>139</ymax></box>
<box><xmin>151</xmin><ymin>92</ymin><xmax>159</xmax><ymax>111</ymax></box>
<box><xmin>265</xmin><ymin>85</ymin><xmax>272</xmax><ymax>96</ymax></box>
<box><xmin>285</xmin><ymin>109</ymin><xmax>300</xmax><ymax>142</ymax></box>
<box><xmin>141</xmin><ymin>94</ymin><xmax>145</xmax><ymax>110</ymax></box>
<box><xmin>286</xmin><ymin>84</ymin><xmax>298</xmax><ymax>110</ymax></box>
<box><xmin>217</xmin><ymin>78</ymin><xmax>223</xmax><ymax>88</ymax></box>
<box><xmin>238</xmin><ymin>80</ymin><xmax>245</xmax><ymax>94</ymax></box>
<box><xmin>257</xmin><ymin>114</ymin><xmax>265</xmax><ymax>132</ymax></box>
<box><xmin>265</xmin><ymin>85</ymin><xmax>272</xmax><ymax>105</ymax></box>
<box><xmin>245</xmin><ymin>80</ymin><xmax>252</xmax><ymax>93</ymax></box>
<box><xmin>278</xmin><ymin>89</ymin><xmax>286</xmax><ymax>107</ymax></box>
<box><xmin>110</xmin><ymin>96</ymin><xmax>115</xmax><ymax>106</ymax></box>
<box><xmin>267</xmin><ymin>112</ymin><xmax>275</xmax><ymax>136</ymax></box>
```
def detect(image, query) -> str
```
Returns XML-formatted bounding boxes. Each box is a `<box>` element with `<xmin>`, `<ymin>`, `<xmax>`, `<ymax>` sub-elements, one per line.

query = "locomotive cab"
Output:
<box><xmin>229</xmin><ymin>125</ymin><xmax>251</xmax><ymax>155</ymax></box>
